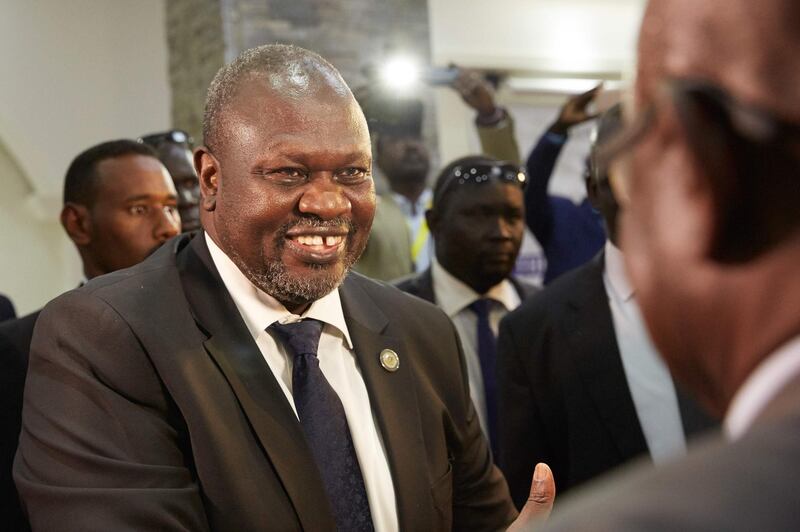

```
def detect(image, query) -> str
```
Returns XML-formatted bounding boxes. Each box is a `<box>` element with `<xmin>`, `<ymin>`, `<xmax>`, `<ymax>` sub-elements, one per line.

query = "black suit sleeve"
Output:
<box><xmin>497</xmin><ymin>311</ymin><xmax>555</xmax><ymax>511</ymax></box>
<box><xmin>524</xmin><ymin>133</ymin><xmax>566</xmax><ymax>249</ymax></box>
<box><xmin>445</xmin><ymin>317</ymin><xmax>518</xmax><ymax>531</ymax></box>
<box><xmin>14</xmin><ymin>291</ymin><xmax>209</xmax><ymax>531</ymax></box>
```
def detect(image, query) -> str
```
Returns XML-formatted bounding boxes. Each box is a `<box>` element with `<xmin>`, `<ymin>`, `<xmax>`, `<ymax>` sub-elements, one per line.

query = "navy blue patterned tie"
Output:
<box><xmin>270</xmin><ymin>319</ymin><xmax>375</xmax><ymax>532</ymax></box>
<box><xmin>468</xmin><ymin>298</ymin><xmax>499</xmax><ymax>457</ymax></box>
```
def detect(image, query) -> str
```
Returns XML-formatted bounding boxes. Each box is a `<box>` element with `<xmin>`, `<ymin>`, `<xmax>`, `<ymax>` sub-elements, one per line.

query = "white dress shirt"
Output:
<box><xmin>430</xmin><ymin>257</ymin><xmax>521</xmax><ymax>438</ymax></box>
<box><xmin>603</xmin><ymin>241</ymin><xmax>687</xmax><ymax>464</ymax></box>
<box><xmin>206</xmin><ymin>233</ymin><xmax>398</xmax><ymax>532</ymax></box>
<box><xmin>390</xmin><ymin>188</ymin><xmax>434</xmax><ymax>272</ymax></box>
<box><xmin>725</xmin><ymin>335</ymin><xmax>800</xmax><ymax>440</ymax></box>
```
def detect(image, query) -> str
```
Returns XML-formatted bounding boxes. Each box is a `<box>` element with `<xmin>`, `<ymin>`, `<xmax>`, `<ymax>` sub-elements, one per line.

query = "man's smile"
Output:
<box><xmin>284</xmin><ymin>226</ymin><xmax>349</xmax><ymax>263</ymax></box>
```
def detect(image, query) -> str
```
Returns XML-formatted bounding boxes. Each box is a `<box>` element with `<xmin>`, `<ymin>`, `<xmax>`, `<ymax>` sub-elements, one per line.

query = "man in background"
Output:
<box><xmin>0</xmin><ymin>139</ymin><xmax>180</xmax><ymax>529</ymax></box>
<box><xmin>396</xmin><ymin>155</ymin><xmax>537</xmax><ymax>455</ymax></box>
<box><xmin>498</xmin><ymin>106</ymin><xmax>714</xmax><ymax>508</ymax></box>
<box><xmin>140</xmin><ymin>129</ymin><xmax>201</xmax><ymax>233</ymax></box>
<box><xmin>0</xmin><ymin>296</ymin><xmax>15</xmax><ymax>322</ymax></box>
<box><xmin>356</xmin><ymin>95</ymin><xmax>431</xmax><ymax>278</ymax></box>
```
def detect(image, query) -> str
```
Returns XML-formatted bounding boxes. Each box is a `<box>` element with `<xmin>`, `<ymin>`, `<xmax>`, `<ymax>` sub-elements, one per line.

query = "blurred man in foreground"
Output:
<box><xmin>532</xmin><ymin>0</ymin><xmax>800</xmax><ymax>529</ymax></box>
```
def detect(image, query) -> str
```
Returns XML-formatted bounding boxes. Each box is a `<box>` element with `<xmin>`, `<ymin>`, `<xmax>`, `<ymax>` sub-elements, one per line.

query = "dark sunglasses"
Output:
<box><xmin>138</xmin><ymin>129</ymin><xmax>194</xmax><ymax>148</ymax></box>
<box><xmin>434</xmin><ymin>162</ymin><xmax>527</xmax><ymax>204</ymax></box>
<box><xmin>595</xmin><ymin>78</ymin><xmax>800</xmax><ymax>169</ymax></box>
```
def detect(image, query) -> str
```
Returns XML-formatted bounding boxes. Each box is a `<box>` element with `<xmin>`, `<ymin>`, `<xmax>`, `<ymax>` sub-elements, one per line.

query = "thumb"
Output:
<box><xmin>506</xmin><ymin>463</ymin><xmax>556</xmax><ymax>531</ymax></box>
<box><xmin>525</xmin><ymin>463</ymin><xmax>556</xmax><ymax>520</ymax></box>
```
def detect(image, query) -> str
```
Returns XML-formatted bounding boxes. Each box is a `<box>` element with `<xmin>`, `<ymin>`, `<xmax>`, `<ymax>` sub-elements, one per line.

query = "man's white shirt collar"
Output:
<box><xmin>725</xmin><ymin>335</ymin><xmax>800</xmax><ymax>440</ymax></box>
<box><xmin>430</xmin><ymin>257</ymin><xmax>519</xmax><ymax>317</ymax></box>
<box><xmin>204</xmin><ymin>232</ymin><xmax>353</xmax><ymax>349</ymax></box>
<box><xmin>604</xmin><ymin>240</ymin><xmax>634</xmax><ymax>302</ymax></box>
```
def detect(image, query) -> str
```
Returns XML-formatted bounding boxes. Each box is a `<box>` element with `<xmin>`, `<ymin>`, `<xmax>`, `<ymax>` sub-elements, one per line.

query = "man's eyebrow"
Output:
<box><xmin>124</xmin><ymin>193</ymin><xmax>178</xmax><ymax>202</ymax></box>
<box><xmin>262</xmin><ymin>149</ymin><xmax>371</xmax><ymax>163</ymax></box>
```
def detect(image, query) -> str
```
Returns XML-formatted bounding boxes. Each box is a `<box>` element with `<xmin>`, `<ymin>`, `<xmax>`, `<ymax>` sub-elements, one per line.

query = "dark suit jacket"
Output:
<box><xmin>497</xmin><ymin>252</ymin><xmax>716</xmax><ymax>508</ymax></box>
<box><xmin>0</xmin><ymin>295</ymin><xmax>16</xmax><ymax>322</ymax></box>
<box><xmin>393</xmin><ymin>268</ymin><xmax>539</xmax><ymax>305</ymax></box>
<box><xmin>0</xmin><ymin>312</ymin><xmax>38</xmax><ymax>531</ymax></box>
<box><xmin>15</xmin><ymin>233</ymin><xmax>516</xmax><ymax>531</ymax></box>
<box><xmin>541</xmin><ymin>374</ymin><xmax>800</xmax><ymax>531</ymax></box>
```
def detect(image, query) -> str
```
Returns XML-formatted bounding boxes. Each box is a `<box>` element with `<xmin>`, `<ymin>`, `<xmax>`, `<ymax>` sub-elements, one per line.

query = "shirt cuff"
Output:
<box><xmin>543</xmin><ymin>131</ymin><xmax>568</xmax><ymax>145</ymax></box>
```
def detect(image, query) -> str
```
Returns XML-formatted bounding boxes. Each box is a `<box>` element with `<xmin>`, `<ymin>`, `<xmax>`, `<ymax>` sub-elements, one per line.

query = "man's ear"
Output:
<box><xmin>60</xmin><ymin>203</ymin><xmax>92</xmax><ymax>246</ymax></box>
<box><xmin>194</xmin><ymin>147</ymin><xmax>219</xmax><ymax>211</ymax></box>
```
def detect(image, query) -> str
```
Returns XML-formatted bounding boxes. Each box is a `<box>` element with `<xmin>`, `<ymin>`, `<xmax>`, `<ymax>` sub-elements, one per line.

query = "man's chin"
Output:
<box><xmin>253</xmin><ymin>260</ymin><xmax>350</xmax><ymax>311</ymax></box>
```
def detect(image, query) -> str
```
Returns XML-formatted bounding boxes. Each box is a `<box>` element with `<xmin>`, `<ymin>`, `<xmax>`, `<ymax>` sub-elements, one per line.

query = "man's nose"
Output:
<box><xmin>488</xmin><ymin>216</ymin><xmax>514</xmax><ymax>240</ymax></box>
<box><xmin>298</xmin><ymin>174</ymin><xmax>351</xmax><ymax>219</ymax></box>
<box><xmin>155</xmin><ymin>207</ymin><xmax>181</xmax><ymax>240</ymax></box>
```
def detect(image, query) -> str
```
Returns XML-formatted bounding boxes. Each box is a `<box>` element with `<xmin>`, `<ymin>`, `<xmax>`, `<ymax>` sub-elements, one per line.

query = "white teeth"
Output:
<box><xmin>294</xmin><ymin>235</ymin><xmax>342</xmax><ymax>247</ymax></box>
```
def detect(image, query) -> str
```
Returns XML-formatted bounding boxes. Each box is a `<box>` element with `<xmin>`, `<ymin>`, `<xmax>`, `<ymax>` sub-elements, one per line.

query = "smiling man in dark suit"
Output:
<box><xmin>497</xmin><ymin>105</ymin><xmax>715</xmax><ymax>507</ymax></box>
<box><xmin>14</xmin><ymin>44</ymin><xmax>518</xmax><ymax>531</ymax></box>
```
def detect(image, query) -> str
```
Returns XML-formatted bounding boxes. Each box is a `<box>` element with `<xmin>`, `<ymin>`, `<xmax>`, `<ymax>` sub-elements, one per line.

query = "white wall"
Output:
<box><xmin>0</xmin><ymin>0</ymin><xmax>170</xmax><ymax>315</ymax></box>
<box><xmin>428</xmin><ymin>0</ymin><xmax>645</xmax><ymax>175</ymax></box>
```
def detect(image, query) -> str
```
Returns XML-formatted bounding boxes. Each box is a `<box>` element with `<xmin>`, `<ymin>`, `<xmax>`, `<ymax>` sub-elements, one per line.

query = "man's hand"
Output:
<box><xmin>506</xmin><ymin>463</ymin><xmax>556</xmax><ymax>532</ymax></box>
<box><xmin>450</xmin><ymin>66</ymin><xmax>501</xmax><ymax>122</ymax></box>
<box><xmin>549</xmin><ymin>85</ymin><xmax>602</xmax><ymax>136</ymax></box>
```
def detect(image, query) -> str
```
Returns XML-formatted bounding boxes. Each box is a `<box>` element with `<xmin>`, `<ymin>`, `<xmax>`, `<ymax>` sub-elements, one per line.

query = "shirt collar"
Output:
<box><xmin>205</xmin><ymin>232</ymin><xmax>353</xmax><ymax>349</ymax></box>
<box><xmin>391</xmin><ymin>188</ymin><xmax>432</xmax><ymax>216</ymax></box>
<box><xmin>430</xmin><ymin>257</ymin><xmax>520</xmax><ymax>318</ymax></box>
<box><xmin>604</xmin><ymin>240</ymin><xmax>634</xmax><ymax>302</ymax></box>
<box><xmin>724</xmin><ymin>335</ymin><xmax>800</xmax><ymax>440</ymax></box>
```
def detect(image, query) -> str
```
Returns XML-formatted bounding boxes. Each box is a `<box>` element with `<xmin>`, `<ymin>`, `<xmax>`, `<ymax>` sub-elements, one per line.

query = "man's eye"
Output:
<box><xmin>129</xmin><ymin>205</ymin><xmax>148</xmax><ymax>215</ymax></box>
<box><xmin>336</xmin><ymin>168</ymin><xmax>369</xmax><ymax>184</ymax></box>
<box><xmin>277</xmin><ymin>168</ymin><xmax>306</xmax><ymax>178</ymax></box>
<box><xmin>256</xmin><ymin>168</ymin><xmax>308</xmax><ymax>184</ymax></box>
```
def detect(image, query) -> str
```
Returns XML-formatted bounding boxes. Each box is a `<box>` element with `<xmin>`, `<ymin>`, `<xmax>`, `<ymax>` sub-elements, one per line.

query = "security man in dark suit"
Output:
<box><xmin>497</xmin><ymin>105</ymin><xmax>715</xmax><ymax>507</ymax></box>
<box><xmin>395</xmin><ymin>155</ymin><xmax>538</xmax><ymax>456</ymax></box>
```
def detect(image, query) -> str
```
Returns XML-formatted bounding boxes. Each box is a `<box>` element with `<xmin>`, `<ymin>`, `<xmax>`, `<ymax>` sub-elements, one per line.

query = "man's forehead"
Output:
<box><xmin>638</xmin><ymin>0</ymin><xmax>800</xmax><ymax>120</ymax></box>
<box><xmin>95</xmin><ymin>157</ymin><xmax>176</xmax><ymax>197</ymax></box>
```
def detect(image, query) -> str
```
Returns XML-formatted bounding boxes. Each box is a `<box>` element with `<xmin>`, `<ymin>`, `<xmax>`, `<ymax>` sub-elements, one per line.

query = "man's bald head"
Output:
<box><xmin>202</xmin><ymin>44</ymin><xmax>354</xmax><ymax>152</ymax></box>
<box><xmin>637</xmin><ymin>0</ymin><xmax>800</xmax><ymax>122</ymax></box>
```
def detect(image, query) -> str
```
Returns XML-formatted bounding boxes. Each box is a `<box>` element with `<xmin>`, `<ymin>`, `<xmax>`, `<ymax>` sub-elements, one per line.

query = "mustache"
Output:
<box><xmin>275</xmin><ymin>216</ymin><xmax>357</xmax><ymax>239</ymax></box>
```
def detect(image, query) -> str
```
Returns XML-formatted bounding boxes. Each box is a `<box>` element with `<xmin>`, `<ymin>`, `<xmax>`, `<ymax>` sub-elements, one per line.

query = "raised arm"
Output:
<box><xmin>525</xmin><ymin>85</ymin><xmax>601</xmax><ymax>248</ymax></box>
<box><xmin>450</xmin><ymin>66</ymin><xmax>522</xmax><ymax>163</ymax></box>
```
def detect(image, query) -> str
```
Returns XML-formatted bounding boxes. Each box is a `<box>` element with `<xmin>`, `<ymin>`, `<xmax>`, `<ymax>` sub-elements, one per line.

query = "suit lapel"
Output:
<box><xmin>565</xmin><ymin>254</ymin><xmax>650</xmax><ymax>461</ymax></box>
<box><xmin>339</xmin><ymin>275</ymin><xmax>433</xmax><ymax>532</ymax></box>
<box><xmin>413</xmin><ymin>269</ymin><xmax>436</xmax><ymax>304</ymax></box>
<box><xmin>676</xmin><ymin>384</ymin><xmax>719</xmax><ymax>437</ymax></box>
<box><xmin>178</xmin><ymin>235</ymin><xmax>336</xmax><ymax>531</ymax></box>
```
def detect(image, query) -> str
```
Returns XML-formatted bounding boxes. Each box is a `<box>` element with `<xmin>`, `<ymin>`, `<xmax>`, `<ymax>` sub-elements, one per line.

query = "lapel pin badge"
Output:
<box><xmin>379</xmin><ymin>349</ymin><xmax>400</xmax><ymax>372</ymax></box>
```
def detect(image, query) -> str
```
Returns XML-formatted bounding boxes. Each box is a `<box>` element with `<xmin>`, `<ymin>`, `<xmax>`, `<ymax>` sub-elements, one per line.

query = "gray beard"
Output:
<box><xmin>222</xmin><ymin>217</ymin><xmax>362</xmax><ymax>309</ymax></box>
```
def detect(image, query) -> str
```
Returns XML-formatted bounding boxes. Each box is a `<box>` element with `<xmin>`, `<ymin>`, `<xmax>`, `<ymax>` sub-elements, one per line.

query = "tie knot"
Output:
<box><xmin>270</xmin><ymin>318</ymin><xmax>324</xmax><ymax>358</ymax></box>
<box><xmin>468</xmin><ymin>298</ymin><xmax>491</xmax><ymax>317</ymax></box>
